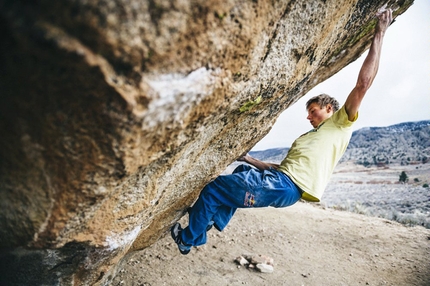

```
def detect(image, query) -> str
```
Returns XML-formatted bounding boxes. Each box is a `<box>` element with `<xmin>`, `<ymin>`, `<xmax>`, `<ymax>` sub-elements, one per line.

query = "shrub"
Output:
<box><xmin>399</xmin><ymin>171</ymin><xmax>408</xmax><ymax>183</ymax></box>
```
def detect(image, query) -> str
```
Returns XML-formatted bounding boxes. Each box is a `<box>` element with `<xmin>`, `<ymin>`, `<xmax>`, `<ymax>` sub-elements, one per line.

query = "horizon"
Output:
<box><xmin>251</xmin><ymin>119</ymin><xmax>430</xmax><ymax>152</ymax></box>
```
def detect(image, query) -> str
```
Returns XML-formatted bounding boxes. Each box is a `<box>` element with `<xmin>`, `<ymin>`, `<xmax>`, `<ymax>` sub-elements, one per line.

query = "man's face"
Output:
<box><xmin>306</xmin><ymin>103</ymin><xmax>333</xmax><ymax>128</ymax></box>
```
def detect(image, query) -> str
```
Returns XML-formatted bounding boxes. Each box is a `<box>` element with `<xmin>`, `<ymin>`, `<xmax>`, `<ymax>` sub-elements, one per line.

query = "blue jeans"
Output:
<box><xmin>181</xmin><ymin>164</ymin><xmax>302</xmax><ymax>246</ymax></box>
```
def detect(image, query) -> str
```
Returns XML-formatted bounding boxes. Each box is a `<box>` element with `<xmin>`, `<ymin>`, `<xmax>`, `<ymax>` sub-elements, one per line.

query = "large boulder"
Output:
<box><xmin>0</xmin><ymin>0</ymin><xmax>412</xmax><ymax>285</ymax></box>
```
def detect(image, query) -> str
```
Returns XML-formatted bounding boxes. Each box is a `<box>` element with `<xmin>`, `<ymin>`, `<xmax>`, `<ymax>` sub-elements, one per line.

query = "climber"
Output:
<box><xmin>171</xmin><ymin>9</ymin><xmax>393</xmax><ymax>255</ymax></box>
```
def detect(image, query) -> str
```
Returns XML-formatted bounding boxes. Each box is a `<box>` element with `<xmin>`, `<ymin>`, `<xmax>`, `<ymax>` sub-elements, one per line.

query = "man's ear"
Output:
<box><xmin>326</xmin><ymin>104</ymin><xmax>333</xmax><ymax>113</ymax></box>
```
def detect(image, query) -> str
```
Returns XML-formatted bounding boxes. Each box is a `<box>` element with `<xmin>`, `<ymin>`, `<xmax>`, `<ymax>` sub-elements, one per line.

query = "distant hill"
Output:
<box><xmin>342</xmin><ymin>120</ymin><xmax>430</xmax><ymax>166</ymax></box>
<box><xmin>249</xmin><ymin>147</ymin><xmax>289</xmax><ymax>163</ymax></box>
<box><xmin>249</xmin><ymin>120</ymin><xmax>430</xmax><ymax>167</ymax></box>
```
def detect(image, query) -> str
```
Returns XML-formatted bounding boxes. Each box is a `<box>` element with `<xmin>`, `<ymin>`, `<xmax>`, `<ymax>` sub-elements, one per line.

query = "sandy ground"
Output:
<box><xmin>112</xmin><ymin>202</ymin><xmax>430</xmax><ymax>286</ymax></box>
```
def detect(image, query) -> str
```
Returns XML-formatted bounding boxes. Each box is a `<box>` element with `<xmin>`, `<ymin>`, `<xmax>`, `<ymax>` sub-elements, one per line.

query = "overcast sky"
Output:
<box><xmin>253</xmin><ymin>0</ymin><xmax>430</xmax><ymax>151</ymax></box>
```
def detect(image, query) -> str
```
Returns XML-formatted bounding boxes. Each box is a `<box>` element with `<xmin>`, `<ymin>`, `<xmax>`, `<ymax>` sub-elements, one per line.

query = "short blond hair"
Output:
<box><xmin>306</xmin><ymin>94</ymin><xmax>339</xmax><ymax>112</ymax></box>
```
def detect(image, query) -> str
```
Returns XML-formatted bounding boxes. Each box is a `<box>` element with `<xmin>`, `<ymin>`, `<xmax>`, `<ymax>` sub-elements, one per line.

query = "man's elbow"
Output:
<box><xmin>355</xmin><ymin>79</ymin><xmax>372</xmax><ymax>94</ymax></box>
<box><xmin>357</xmin><ymin>71</ymin><xmax>378</xmax><ymax>91</ymax></box>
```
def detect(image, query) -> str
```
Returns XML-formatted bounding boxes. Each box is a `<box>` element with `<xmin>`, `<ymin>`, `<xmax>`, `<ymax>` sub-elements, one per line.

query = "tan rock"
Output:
<box><xmin>0</xmin><ymin>0</ymin><xmax>412</xmax><ymax>285</ymax></box>
<box><xmin>250</xmin><ymin>254</ymin><xmax>274</xmax><ymax>266</ymax></box>
<box><xmin>235</xmin><ymin>255</ymin><xmax>250</xmax><ymax>266</ymax></box>
<box><xmin>256</xmin><ymin>263</ymin><xmax>274</xmax><ymax>273</ymax></box>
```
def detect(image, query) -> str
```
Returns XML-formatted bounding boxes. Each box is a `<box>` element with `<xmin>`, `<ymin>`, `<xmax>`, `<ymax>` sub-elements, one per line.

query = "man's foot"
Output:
<box><xmin>171</xmin><ymin>223</ymin><xmax>191</xmax><ymax>255</ymax></box>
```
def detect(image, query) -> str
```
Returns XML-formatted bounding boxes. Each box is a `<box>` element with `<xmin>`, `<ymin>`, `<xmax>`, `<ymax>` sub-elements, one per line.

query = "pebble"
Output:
<box><xmin>249</xmin><ymin>254</ymin><xmax>274</xmax><ymax>265</ymax></box>
<box><xmin>256</xmin><ymin>263</ymin><xmax>274</xmax><ymax>273</ymax></box>
<box><xmin>234</xmin><ymin>254</ymin><xmax>275</xmax><ymax>273</ymax></box>
<box><xmin>235</xmin><ymin>256</ymin><xmax>250</xmax><ymax>266</ymax></box>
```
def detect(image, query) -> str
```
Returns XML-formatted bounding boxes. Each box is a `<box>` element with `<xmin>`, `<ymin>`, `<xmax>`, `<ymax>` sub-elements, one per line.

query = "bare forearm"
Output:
<box><xmin>357</xmin><ymin>30</ymin><xmax>385</xmax><ymax>90</ymax></box>
<box><xmin>345</xmin><ymin>31</ymin><xmax>385</xmax><ymax>117</ymax></box>
<box><xmin>238</xmin><ymin>155</ymin><xmax>279</xmax><ymax>171</ymax></box>
<box><xmin>358</xmin><ymin>9</ymin><xmax>392</xmax><ymax>89</ymax></box>
<box><xmin>344</xmin><ymin>10</ymin><xmax>392</xmax><ymax>120</ymax></box>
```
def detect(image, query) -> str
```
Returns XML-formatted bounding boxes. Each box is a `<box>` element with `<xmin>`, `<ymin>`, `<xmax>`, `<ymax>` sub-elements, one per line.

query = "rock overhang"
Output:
<box><xmin>0</xmin><ymin>0</ymin><xmax>413</xmax><ymax>284</ymax></box>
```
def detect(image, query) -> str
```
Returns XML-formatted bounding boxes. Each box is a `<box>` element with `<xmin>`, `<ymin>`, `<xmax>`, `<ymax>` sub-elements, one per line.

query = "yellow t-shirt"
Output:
<box><xmin>278</xmin><ymin>105</ymin><xmax>357</xmax><ymax>202</ymax></box>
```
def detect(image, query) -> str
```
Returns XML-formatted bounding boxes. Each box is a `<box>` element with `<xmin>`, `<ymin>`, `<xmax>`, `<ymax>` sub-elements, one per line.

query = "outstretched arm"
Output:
<box><xmin>344</xmin><ymin>9</ymin><xmax>393</xmax><ymax>121</ymax></box>
<box><xmin>237</xmin><ymin>153</ymin><xmax>279</xmax><ymax>171</ymax></box>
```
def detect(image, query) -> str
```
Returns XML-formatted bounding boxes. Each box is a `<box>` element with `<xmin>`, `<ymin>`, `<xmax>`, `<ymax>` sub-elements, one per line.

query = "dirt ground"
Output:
<box><xmin>112</xmin><ymin>202</ymin><xmax>430</xmax><ymax>286</ymax></box>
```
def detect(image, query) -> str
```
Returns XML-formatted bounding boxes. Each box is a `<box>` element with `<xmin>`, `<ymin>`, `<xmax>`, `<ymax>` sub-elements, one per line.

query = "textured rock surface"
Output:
<box><xmin>0</xmin><ymin>0</ymin><xmax>412</xmax><ymax>285</ymax></box>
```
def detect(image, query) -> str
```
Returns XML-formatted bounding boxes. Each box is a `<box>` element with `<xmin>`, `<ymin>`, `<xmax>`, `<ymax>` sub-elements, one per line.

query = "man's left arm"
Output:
<box><xmin>344</xmin><ymin>9</ymin><xmax>393</xmax><ymax>121</ymax></box>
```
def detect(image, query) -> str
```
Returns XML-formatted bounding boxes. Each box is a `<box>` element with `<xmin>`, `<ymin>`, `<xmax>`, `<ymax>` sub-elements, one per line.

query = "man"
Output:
<box><xmin>171</xmin><ymin>10</ymin><xmax>393</xmax><ymax>255</ymax></box>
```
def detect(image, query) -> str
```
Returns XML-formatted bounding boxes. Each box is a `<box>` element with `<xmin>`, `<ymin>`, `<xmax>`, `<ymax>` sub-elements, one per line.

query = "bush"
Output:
<box><xmin>423</xmin><ymin>183</ymin><xmax>429</xmax><ymax>188</ymax></box>
<box><xmin>399</xmin><ymin>171</ymin><xmax>408</xmax><ymax>183</ymax></box>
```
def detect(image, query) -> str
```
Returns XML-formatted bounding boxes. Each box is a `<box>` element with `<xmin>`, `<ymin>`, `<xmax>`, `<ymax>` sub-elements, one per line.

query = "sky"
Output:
<box><xmin>253</xmin><ymin>0</ymin><xmax>430</xmax><ymax>151</ymax></box>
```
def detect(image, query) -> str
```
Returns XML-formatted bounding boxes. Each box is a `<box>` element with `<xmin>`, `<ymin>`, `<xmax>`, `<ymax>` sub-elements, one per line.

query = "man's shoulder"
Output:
<box><xmin>330</xmin><ymin>105</ymin><xmax>357</xmax><ymax>128</ymax></box>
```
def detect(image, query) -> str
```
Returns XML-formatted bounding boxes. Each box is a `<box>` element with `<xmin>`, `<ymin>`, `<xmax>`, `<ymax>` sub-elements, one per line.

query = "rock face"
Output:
<box><xmin>0</xmin><ymin>0</ymin><xmax>412</xmax><ymax>285</ymax></box>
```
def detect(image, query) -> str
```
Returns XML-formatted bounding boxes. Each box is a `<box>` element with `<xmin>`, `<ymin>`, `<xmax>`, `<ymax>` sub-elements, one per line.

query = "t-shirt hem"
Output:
<box><xmin>301</xmin><ymin>192</ymin><xmax>320</xmax><ymax>202</ymax></box>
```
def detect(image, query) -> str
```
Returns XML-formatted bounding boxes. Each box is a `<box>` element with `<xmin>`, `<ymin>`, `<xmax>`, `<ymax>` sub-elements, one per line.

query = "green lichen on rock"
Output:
<box><xmin>328</xmin><ymin>0</ymin><xmax>413</xmax><ymax>65</ymax></box>
<box><xmin>348</xmin><ymin>19</ymin><xmax>377</xmax><ymax>47</ymax></box>
<box><xmin>239</xmin><ymin>95</ymin><xmax>262</xmax><ymax>113</ymax></box>
<box><xmin>329</xmin><ymin>18</ymin><xmax>377</xmax><ymax>64</ymax></box>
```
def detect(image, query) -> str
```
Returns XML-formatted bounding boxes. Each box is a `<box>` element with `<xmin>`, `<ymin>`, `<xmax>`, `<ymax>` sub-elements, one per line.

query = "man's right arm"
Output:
<box><xmin>237</xmin><ymin>154</ymin><xmax>280</xmax><ymax>171</ymax></box>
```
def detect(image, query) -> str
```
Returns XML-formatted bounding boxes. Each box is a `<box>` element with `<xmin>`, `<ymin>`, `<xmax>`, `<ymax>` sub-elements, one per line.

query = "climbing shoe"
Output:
<box><xmin>170</xmin><ymin>223</ymin><xmax>191</xmax><ymax>255</ymax></box>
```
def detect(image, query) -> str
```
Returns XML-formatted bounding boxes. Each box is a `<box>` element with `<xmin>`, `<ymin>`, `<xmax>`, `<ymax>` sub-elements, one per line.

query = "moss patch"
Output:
<box><xmin>239</xmin><ymin>95</ymin><xmax>262</xmax><ymax>113</ymax></box>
